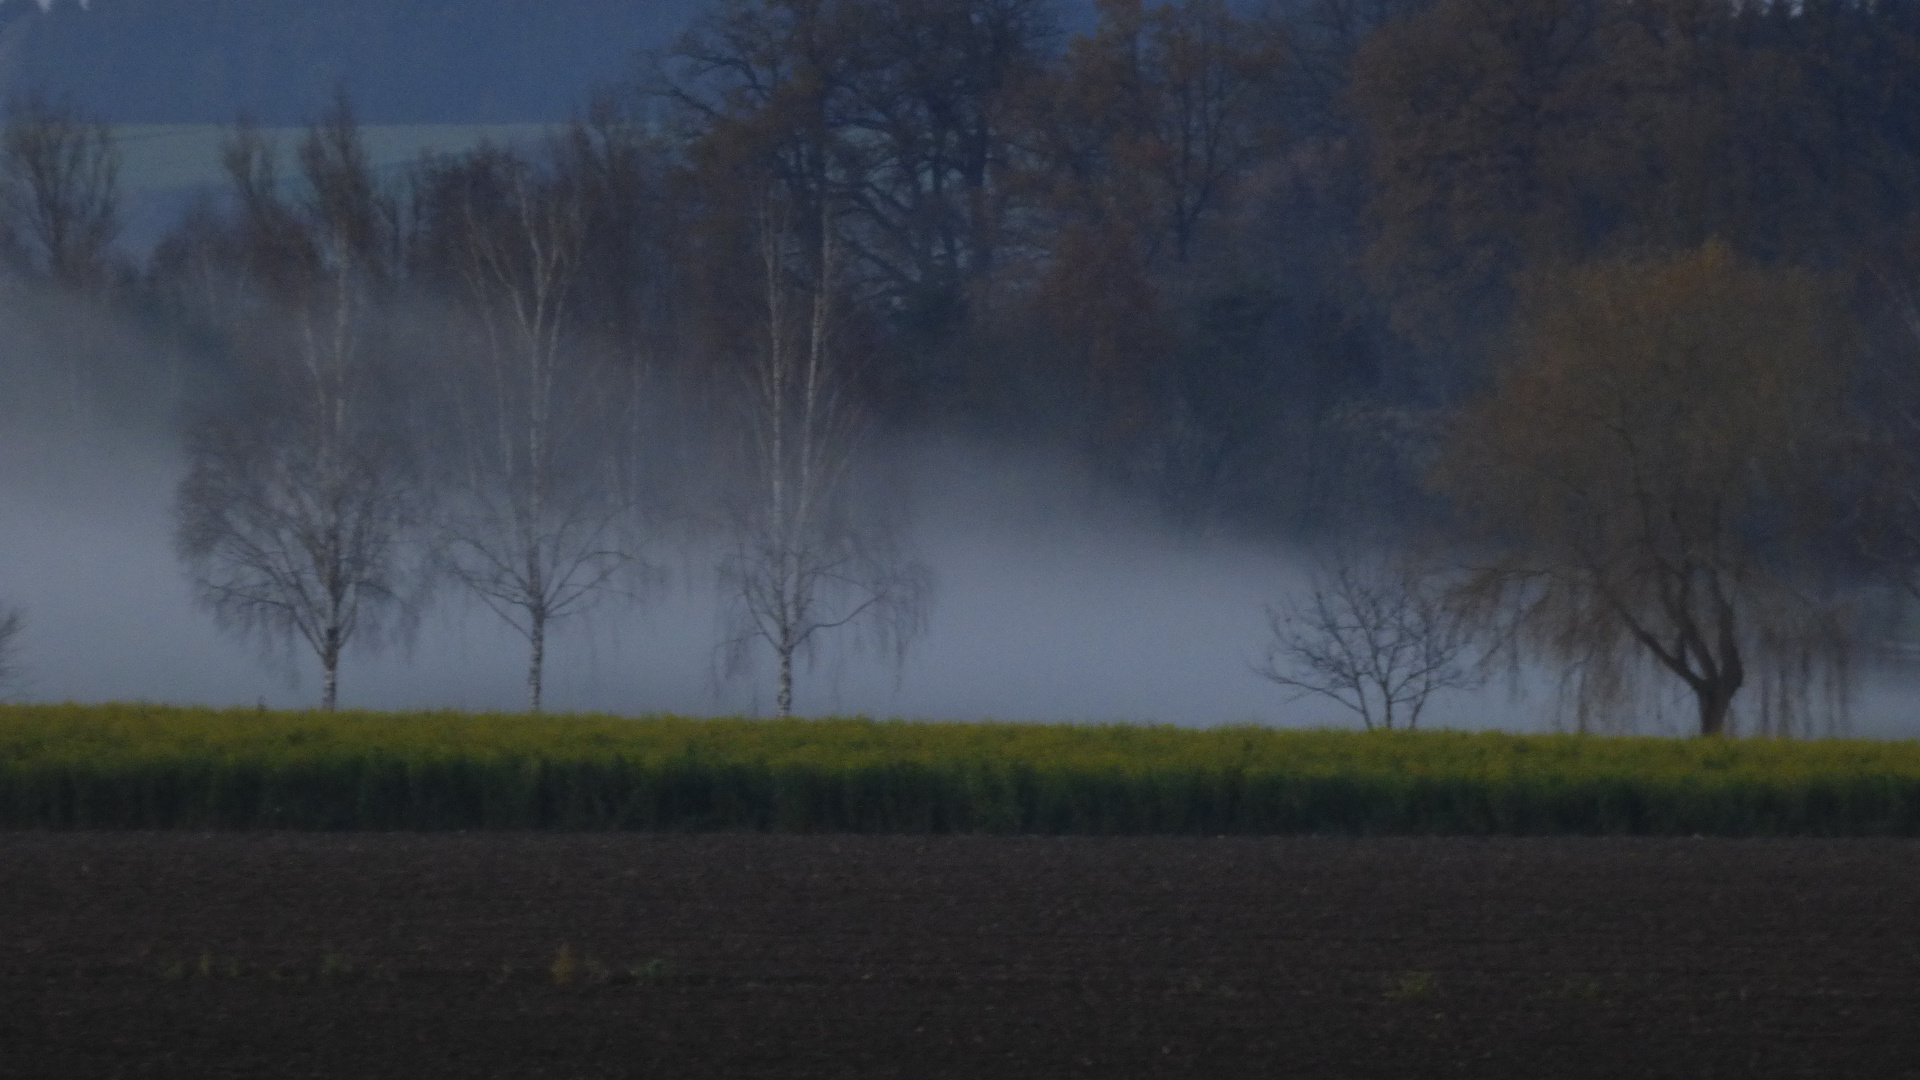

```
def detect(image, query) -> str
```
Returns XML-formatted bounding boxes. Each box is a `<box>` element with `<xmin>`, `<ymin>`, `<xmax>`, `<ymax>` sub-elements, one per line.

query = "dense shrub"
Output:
<box><xmin>1</xmin><ymin>705</ymin><xmax>1917</xmax><ymax>834</ymax></box>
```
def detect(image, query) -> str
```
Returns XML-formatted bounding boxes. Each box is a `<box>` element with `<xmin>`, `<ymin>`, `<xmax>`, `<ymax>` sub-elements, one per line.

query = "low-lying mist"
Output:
<box><xmin>0</xmin><ymin>405</ymin><xmax>1306</xmax><ymax>725</ymax></box>
<box><xmin>1</xmin><ymin>290</ymin><xmax>1916</xmax><ymax>736</ymax></box>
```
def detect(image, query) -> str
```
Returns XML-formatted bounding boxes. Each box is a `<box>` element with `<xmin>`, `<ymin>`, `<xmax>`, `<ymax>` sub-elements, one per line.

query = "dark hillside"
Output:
<box><xmin>0</xmin><ymin>0</ymin><xmax>707</xmax><ymax>122</ymax></box>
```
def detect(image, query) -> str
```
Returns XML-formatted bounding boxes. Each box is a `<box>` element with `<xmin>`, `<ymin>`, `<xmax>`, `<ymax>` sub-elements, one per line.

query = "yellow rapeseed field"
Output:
<box><xmin>1</xmin><ymin>704</ymin><xmax>1916</xmax><ymax>834</ymax></box>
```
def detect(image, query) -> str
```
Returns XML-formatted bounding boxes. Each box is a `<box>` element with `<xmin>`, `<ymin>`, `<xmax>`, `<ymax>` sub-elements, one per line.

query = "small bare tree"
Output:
<box><xmin>419</xmin><ymin>146</ymin><xmax>631</xmax><ymax>712</ymax></box>
<box><xmin>175</xmin><ymin>104</ymin><xmax>420</xmax><ymax>711</ymax></box>
<box><xmin>1255</xmin><ymin>559</ymin><xmax>1480</xmax><ymax>730</ymax></box>
<box><xmin>718</xmin><ymin>196</ymin><xmax>929</xmax><ymax>717</ymax></box>
<box><xmin>0</xmin><ymin>92</ymin><xmax>119</xmax><ymax>290</ymax></box>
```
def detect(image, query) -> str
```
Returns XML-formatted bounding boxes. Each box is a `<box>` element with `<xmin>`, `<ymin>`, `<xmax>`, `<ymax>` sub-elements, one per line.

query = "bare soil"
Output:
<box><xmin>2</xmin><ymin>834</ymin><xmax>1916</xmax><ymax>1079</ymax></box>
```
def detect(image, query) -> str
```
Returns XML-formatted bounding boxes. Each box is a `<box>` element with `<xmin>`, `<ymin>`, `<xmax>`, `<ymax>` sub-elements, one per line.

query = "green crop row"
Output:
<box><xmin>2</xmin><ymin>704</ymin><xmax>1918</xmax><ymax>834</ymax></box>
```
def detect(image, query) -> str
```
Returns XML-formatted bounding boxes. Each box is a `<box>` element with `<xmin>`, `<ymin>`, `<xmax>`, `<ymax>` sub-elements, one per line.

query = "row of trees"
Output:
<box><xmin>149</xmin><ymin>104</ymin><xmax>927</xmax><ymax>714</ymax></box>
<box><xmin>0</xmin><ymin>86</ymin><xmax>927</xmax><ymax>713</ymax></box>
<box><xmin>4</xmin><ymin>0</ymin><xmax>1920</xmax><ymax>733</ymax></box>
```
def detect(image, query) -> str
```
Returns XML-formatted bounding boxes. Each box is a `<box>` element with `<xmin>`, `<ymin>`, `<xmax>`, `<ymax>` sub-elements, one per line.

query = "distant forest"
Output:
<box><xmin>4</xmin><ymin>0</ymin><xmax>1920</xmax><ymax>731</ymax></box>
<box><xmin>8</xmin><ymin>0</ymin><xmax>1917</xmax><ymax>531</ymax></box>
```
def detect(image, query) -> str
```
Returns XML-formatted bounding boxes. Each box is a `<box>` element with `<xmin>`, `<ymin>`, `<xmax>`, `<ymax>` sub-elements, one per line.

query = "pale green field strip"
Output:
<box><xmin>2</xmin><ymin>704</ymin><xmax>1917</xmax><ymax>834</ymax></box>
<box><xmin>112</xmin><ymin>124</ymin><xmax>558</xmax><ymax>190</ymax></box>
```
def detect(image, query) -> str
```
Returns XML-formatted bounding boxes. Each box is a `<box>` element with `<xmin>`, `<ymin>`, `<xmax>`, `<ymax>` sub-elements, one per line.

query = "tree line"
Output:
<box><xmin>4</xmin><ymin>0</ymin><xmax>1920</xmax><ymax>733</ymax></box>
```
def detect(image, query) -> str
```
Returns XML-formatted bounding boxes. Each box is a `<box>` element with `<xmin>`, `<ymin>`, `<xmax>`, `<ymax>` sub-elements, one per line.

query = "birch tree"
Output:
<box><xmin>718</xmin><ymin>197</ymin><xmax>929</xmax><ymax>717</ymax></box>
<box><xmin>420</xmin><ymin>146</ymin><xmax>630</xmax><ymax>712</ymax></box>
<box><xmin>175</xmin><ymin>105</ymin><xmax>420</xmax><ymax>711</ymax></box>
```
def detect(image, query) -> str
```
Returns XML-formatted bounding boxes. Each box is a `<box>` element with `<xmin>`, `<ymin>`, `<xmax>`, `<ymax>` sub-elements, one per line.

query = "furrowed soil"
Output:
<box><xmin>2</xmin><ymin>835</ymin><xmax>1916</xmax><ymax>1079</ymax></box>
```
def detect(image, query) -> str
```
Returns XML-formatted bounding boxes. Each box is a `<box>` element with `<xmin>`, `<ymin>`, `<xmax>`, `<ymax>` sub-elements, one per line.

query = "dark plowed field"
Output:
<box><xmin>2</xmin><ymin>835</ymin><xmax>1916</xmax><ymax>1079</ymax></box>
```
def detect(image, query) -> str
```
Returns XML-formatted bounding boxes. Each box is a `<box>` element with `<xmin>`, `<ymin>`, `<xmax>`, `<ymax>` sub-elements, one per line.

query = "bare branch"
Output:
<box><xmin>1255</xmin><ymin>558</ymin><xmax>1481</xmax><ymax>730</ymax></box>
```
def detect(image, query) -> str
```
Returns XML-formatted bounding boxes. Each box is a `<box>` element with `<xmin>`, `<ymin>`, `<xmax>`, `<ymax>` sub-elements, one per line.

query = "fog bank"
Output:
<box><xmin>0</xmin><ymin>287</ymin><xmax>1911</xmax><ymax>735</ymax></box>
<box><xmin>3</xmin><ymin>402</ymin><xmax>1917</xmax><ymax>736</ymax></box>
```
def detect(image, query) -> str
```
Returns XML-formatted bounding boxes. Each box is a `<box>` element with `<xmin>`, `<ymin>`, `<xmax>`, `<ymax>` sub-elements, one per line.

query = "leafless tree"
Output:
<box><xmin>419</xmin><ymin>146</ymin><xmax>633</xmax><ymax>712</ymax></box>
<box><xmin>1256</xmin><ymin>558</ymin><xmax>1481</xmax><ymax>730</ymax></box>
<box><xmin>0</xmin><ymin>92</ymin><xmax>119</xmax><ymax>291</ymax></box>
<box><xmin>174</xmin><ymin>104</ymin><xmax>421</xmax><ymax>712</ymax></box>
<box><xmin>718</xmin><ymin>196</ymin><xmax>929</xmax><ymax>717</ymax></box>
<box><xmin>177</xmin><ymin>400</ymin><xmax>418</xmax><ymax>712</ymax></box>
